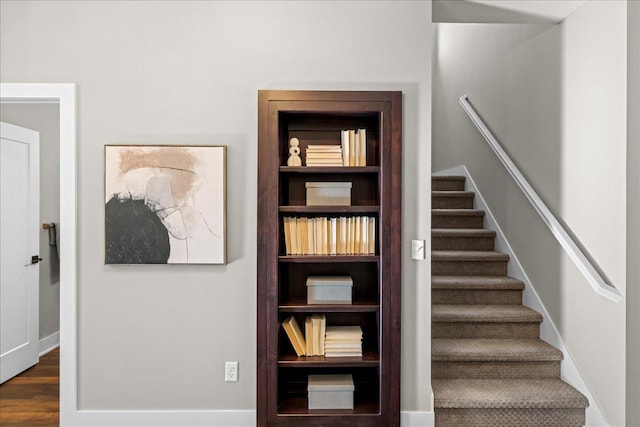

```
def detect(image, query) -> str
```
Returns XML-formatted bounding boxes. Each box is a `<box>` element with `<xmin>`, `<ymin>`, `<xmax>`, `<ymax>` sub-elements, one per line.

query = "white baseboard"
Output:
<box><xmin>67</xmin><ymin>410</ymin><xmax>256</xmax><ymax>427</ymax></box>
<box><xmin>402</xmin><ymin>410</ymin><xmax>435</xmax><ymax>426</ymax></box>
<box><xmin>62</xmin><ymin>410</ymin><xmax>433</xmax><ymax>427</ymax></box>
<box><xmin>39</xmin><ymin>331</ymin><xmax>60</xmax><ymax>356</ymax></box>
<box><xmin>436</xmin><ymin>165</ymin><xmax>609</xmax><ymax>427</ymax></box>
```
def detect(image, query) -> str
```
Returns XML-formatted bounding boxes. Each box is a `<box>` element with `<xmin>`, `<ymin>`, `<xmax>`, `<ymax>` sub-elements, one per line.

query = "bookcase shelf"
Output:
<box><xmin>278</xmin><ymin>352</ymin><xmax>379</xmax><ymax>367</ymax></box>
<box><xmin>279</xmin><ymin>299</ymin><xmax>379</xmax><ymax>313</ymax></box>
<box><xmin>278</xmin><ymin>396</ymin><xmax>380</xmax><ymax>416</ymax></box>
<box><xmin>278</xmin><ymin>206</ymin><xmax>379</xmax><ymax>214</ymax></box>
<box><xmin>278</xmin><ymin>255</ymin><xmax>378</xmax><ymax>263</ymax></box>
<box><xmin>280</xmin><ymin>166</ymin><xmax>380</xmax><ymax>174</ymax></box>
<box><xmin>258</xmin><ymin>90</ymin><xmax>401</xmax><ymax>427</ymax></box>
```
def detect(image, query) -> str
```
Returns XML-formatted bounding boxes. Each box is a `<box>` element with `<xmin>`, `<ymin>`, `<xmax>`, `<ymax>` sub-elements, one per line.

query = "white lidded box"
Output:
<box><xmin>306</xmin><ymin>276</ymin><xmax>353</xmax><ymax>304</ymax></box>
<box><xmin>306</xmin><ymin>182</ymin><xmax>352</xmax><ymax>206</ymax></box>
<box><xmin>308</xmin><ymin>374</ymin><xmax>354</xmax><ymax>410</ymax></box>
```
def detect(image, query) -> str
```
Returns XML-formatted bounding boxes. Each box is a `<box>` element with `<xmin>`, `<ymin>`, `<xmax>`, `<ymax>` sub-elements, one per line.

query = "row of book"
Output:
<box><xmin>283</xmin><ymin>216</ymin><xmax>375</xmax><ymax>256</ymax></box>
<box><xmin>305</xmin><ymin>314</ymin><xmax>326</xmax><ymax>356</ymax></box>
<box><xmin>282</xmin><ymin>315</ymin><xmax>363</xmax><ymax>358</ymax></box>
<box><xmin>341</xmin><ymin>129</ymin><xmax>367</xmax><ymax>167</ymax></box>
<box><xmin>305</xmin><ymin>145</ymin><xmax>343</xmax><ymax>167</ymax></box>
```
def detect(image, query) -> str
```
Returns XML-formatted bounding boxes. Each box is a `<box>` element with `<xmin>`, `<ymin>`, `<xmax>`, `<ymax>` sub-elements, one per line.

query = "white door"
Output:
<box><xmin>0</xmin><ymin>121</ymin><xmax>40</xmax><ymax>384</ymax></box>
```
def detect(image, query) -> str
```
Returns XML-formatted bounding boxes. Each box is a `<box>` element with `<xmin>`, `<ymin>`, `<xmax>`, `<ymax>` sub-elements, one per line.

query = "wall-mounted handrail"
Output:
<box><xmin>459</xmin><ymin>95</ymin><xmax>622</xmax><ymax>303</ymax></box>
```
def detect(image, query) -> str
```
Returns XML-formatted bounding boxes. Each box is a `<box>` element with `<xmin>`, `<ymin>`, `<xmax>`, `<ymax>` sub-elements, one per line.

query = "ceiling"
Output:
<box><xmin>433</xmin><ymin>0</ymin><xmax>587</xmax><ymax>24</ymax></box>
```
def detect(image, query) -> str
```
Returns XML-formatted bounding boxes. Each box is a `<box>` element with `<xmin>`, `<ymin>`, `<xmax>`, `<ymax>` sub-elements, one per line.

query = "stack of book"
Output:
<box><xmin>304</xmin><ymin>314</ymin><xmax>327</xmax><ymax>356</ymax></box>
<box><xmin>340</xmin><ymin>129</ymin><xmax>367</xmax><ymax>166</ymax></box>
<box><xmin>283</xmin><ymin>216</ymin><xmax>375</xmax><ymax>256</ymax></box>
<box><xmin>305</xmin><ymin>145</ymin><xmax>343</xmax><ymax>167</ymax></box>
<box><xmin>324</xmin><ymin>326</ymin><xmax>363</xmax><ymax>358</ymax></box>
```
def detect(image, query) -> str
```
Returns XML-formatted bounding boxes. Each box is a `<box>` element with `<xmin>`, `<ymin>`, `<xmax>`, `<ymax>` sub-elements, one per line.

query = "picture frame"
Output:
<box><xmin>104</xmin><ymin>144</ymin><xmax>226</xmax><ymax>264</ymax></box>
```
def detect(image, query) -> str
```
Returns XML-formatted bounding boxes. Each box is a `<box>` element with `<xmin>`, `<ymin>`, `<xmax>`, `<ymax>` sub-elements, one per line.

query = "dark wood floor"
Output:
<box><xmin>0</xmin><ymin>348</ymin><xmax>59</xmax><ymax>426</ymax></box>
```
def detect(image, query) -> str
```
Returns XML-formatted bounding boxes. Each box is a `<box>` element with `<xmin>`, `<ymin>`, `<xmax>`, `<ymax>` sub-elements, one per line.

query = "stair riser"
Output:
<box><xmin>432</xmin><ymin>322</ymin><xmax>540</xmax><ymax>339</ymax></box>
<box><xmin>432</xmin><ymin>361</ymin><xmax>561</xmax><ymax>379</ymax></box>
<box><xmin>432</xmin><ymin>289</ymin><xmax>522</xmax><ymax>305</ymax></box>
<box><xmin>432</xmin><ymin>236</ymin><xmax>495</xmax><ymax>251</ymax></box>
<box><xmin>432</xmin><ymin>180</ymin><xmax>465</xmax><ymax>191</ymax></box>
<box><xmin>432</xmin><ymin>215</ymin><xmax>484</xmax><ymax>229</ymax></box>
<box><xmin>432</xmin><ymin>260</ymin><xmax>508</xmax><ymax>276</ymax></box>
<box><xmin>432</xmin><ymin>197</ymin><xmax>474</xmax><ymax>209</ymax></box>
<box><xmin>435</xmin><ymin>408</ymin><xmax>585</xmax><ymax>427</ymax></box>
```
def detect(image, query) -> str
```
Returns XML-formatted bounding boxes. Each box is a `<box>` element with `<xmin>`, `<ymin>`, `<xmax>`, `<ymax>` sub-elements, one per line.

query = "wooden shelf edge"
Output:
<box><xmin>280</xmin><ymin>166</ymin><xmax>380</xmax><ymax>174</ymax></box>
<box><xmin>279</xmin><ymin>301</ymin><xmax>379</xmax><ymax>312</ymax></box>
<box><xmin>278</xmin><ymin>352</ymin><xmax>379</xmax><ymax>367</ymax></box>
<box><xmin>279</xmin><ymin>206</ymin><xmax>379</xmax><ymax>214</ymax></box>
<box><xmin>279</xmin><ymin>255</ymin><xmax>378</xmax><ymax>263</ymax></box>
<box><xmin>277</xmin><ymin>397</ymin><xmax>380</xmax><ymax>416</ymax></box>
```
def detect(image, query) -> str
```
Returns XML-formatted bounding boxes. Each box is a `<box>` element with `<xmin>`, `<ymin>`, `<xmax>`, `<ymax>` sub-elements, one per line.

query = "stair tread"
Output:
<box><xmin>432</xmin><ymin>305</ymin><xmax>543</xmax><ymax>323</ymax></box>
<box><xmin>433</xmin><ymin>378</ymin><xmax>589</xmax><ymax>409</ymax></box>
<box><xmin>433</xmin><ymin>191</ymin><xmax>475</xmax><ymax>198</ymax></box>
<box><xmin>432</xmin><ymin>250</ymin><xmax>510</xmax><ymax>262</ymax></box>
<box><xmin>432</xmin><ymin>276</ymin><xmax>524</xmax><ymax>290</ymax></box>
<box><xmin>432</xmin><ymin>228</ymin><xmax>496</xmax><ymax>237</ymax></box>
<box><xmin>432</xmin><ymin>209</ymin><xmax>485</xmax><ymax>216</ymax></box>
<box><xmin>432</xmin><ymin>339</ymin><xmax>563</xmax><ymax>362</ymax></box>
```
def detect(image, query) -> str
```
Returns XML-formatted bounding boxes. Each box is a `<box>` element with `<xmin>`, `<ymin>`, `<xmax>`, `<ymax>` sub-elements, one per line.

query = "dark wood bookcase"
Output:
<box><xmin>257</xmin><ymin>90</ymin><xmax>402</xmax><ymax>426</ymax></box>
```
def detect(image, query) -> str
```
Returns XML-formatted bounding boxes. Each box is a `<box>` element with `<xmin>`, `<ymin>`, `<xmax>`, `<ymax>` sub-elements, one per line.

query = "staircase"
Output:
<box><xmin>431</xmin><ymin>175</ymin><xmax>589</xmax><ymax>426</ymax></box>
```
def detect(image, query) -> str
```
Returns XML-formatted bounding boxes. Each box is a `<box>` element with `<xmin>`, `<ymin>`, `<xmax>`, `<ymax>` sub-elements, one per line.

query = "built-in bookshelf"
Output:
<box><xmin>257</xmin><ymin>90</ymin><xmax>402</xmax><ymax>426</ymax></box>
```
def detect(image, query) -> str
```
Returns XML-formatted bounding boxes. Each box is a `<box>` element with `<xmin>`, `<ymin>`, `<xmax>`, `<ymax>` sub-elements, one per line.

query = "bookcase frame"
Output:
<box><xmin>257</xmin><ymin>90</ymin><xmax>402</xmax><ymax>426</ymax></box>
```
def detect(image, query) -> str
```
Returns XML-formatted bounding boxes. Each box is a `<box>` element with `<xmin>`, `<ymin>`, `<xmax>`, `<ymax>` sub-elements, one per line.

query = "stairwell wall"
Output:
<box><xmin>433</xmin><ymin>2</ymin><xmax>627</xmax><ymax>424</ymax></box>
<box><xmin>627</xmin><ymin>1</ymin><xmax>640</xmax><ymax>425</ymax></box>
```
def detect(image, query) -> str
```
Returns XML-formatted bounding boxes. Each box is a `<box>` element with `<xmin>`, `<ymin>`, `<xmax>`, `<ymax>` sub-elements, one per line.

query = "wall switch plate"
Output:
<box><xmin>412</xmin><ymin>240</ymin><xmax>426</xmax><ymax>260</ymax></box>
<box><xmin>225</xmin><ymin>361</ymin><xmax>238</xmax><ymax>382</ymax></box>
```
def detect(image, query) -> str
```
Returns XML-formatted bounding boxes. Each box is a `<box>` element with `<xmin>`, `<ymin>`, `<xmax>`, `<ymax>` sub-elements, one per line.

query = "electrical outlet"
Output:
<box><xmin>225</xmin><ymin>361</ymin><xmax>238</xmax><ymax>382</ymax></box>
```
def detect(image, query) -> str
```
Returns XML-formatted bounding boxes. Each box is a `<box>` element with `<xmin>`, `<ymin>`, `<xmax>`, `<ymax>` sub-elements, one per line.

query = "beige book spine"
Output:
<box><xmin>290</xmin><ymin>218</ymin><xmax>297</xmax><ymax>255</ymax></box>
<box><xmin>341</xmin><ymin>130</ymin><xmax>349</xmax><ymax>166</ymax></box>
<box><xmin>320</xmin><ymin>314</ymin><xmax>326</xmax><ymax>356</ymax></box>
<box><xmin>359</xmin><ymin>128</ymin><xmax>367</xmax><ymax>166</ymax></box>
<box><xmin>311</xmin><ymin>314</ymin><xmax>322</xmax><ymax>356</ymax></box>
<box><xmin>330</xmin><ymin>218</ymin><xmax>337</xmax><ymax>255</ymax></box>
<box><xmin>354</xmin><ymin>216</ymin><xmax>361</xmax><ymax>254</ymax></box>
<box><xmin>348</xmin><ymin>130</ymin><xmax>355</xmax><ymax>166</ymax></box>
<box><xmin>354</xmin><ymin>132</ymin><xmax>360</xmax><ymax>167</ymax></box>
<box><xmin>340</xmin><ymin>217</ymin><xmax>347</xmax><ymax>255</ymax></box>
<box><xmin>282</xmin><ymin>316</ymin><xmax>305</xmax><ymax>357</ymax></box>
<box><xmin>368</xmin><ymin>217</ymin><xmax>375</xmax><ymax>254</ymax></box>
<box><xmin>305</xmin><ymin>316</ymin><xmax>313</xmax><ymax>356</ymax></box>
<box><xmin>361</xmin><ymin>216</ymin><xmax>368</xmax><ymax>254</ymax></box>
<box><xmin>283</xmin><ymin>217</ymin><xmax>291</xmax><ymax>255</ymax></box>
<box><xmin>324</xmin><ymin>217</ymin><xmax>329</xmax><ymax>255</ymax></box>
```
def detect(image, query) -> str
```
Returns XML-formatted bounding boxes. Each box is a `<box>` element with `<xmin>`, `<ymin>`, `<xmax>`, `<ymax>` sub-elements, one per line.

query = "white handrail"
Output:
<box><xmin>459</xmin><ymin>95</ymin><xmax>622</xmax><ymax>303</ymax></box>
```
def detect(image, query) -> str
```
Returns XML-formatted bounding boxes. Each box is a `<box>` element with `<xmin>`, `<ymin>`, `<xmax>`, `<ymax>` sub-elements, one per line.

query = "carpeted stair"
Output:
<box><xmin>431</xmin><ymin>175</ymin><xmax>589</xmax><ymax>426</ymax></box>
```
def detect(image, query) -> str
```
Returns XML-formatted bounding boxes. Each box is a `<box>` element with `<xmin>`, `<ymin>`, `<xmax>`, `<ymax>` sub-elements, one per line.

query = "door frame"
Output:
<box><xmin>0</xmin><ymin>83</ymin><xmax>77</xmax><ymax>425</ymax></box>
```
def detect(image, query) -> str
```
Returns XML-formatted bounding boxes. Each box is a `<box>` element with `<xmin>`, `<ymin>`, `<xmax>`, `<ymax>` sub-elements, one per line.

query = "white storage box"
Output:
<box><xmin>308</xmin><ymin>374</ymin><xmax>354</xmax><ymax>410</ymax></box>
<box><xmin>306</xmin><ymin>182</ymin><xmax>352</xmax><ymax>206</ymax></box>
<box><xmin>306</xmin><ymin>276</ymin><xmax>353</xmax><ymax>304</ymax></box>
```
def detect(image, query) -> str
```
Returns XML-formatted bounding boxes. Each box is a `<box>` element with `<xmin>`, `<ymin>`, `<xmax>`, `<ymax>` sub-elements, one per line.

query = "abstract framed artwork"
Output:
<box><xmin>105</xmin><ymin>145</ymin><xmax>226</xmax><ymax>264</ymax></box>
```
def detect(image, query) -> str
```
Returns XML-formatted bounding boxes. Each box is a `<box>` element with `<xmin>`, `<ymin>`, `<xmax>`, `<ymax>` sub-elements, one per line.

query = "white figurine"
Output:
<box><xmin>287</xmin><ymin>137</ymin><xmax>302</xmax><ymax>166</ymax></box>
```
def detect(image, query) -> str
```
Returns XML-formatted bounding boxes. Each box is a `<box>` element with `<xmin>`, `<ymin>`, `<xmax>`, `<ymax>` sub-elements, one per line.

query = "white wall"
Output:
<box><xmin>433</xmin><ymin>2</ymin><xmax>627</xmax><ymax>424</ymax></box>
<box><xmin>559</xmin><ymin>4</ymin><xmax>627</xmax><ymax>425</ymax></box>
<box><xmin>0</xmin><ymin>0</ymin><xmax>432</xmax><ymax>415</ymax></box>
<box><xmin>0</xmin><ymin>103</ymin><xmax>60</xmax><ymax>342</ymax></box>
<box><xmin>627</xmin><ymin>1</ymin><xmax>640</xmax><ymax>425</ymax></box>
